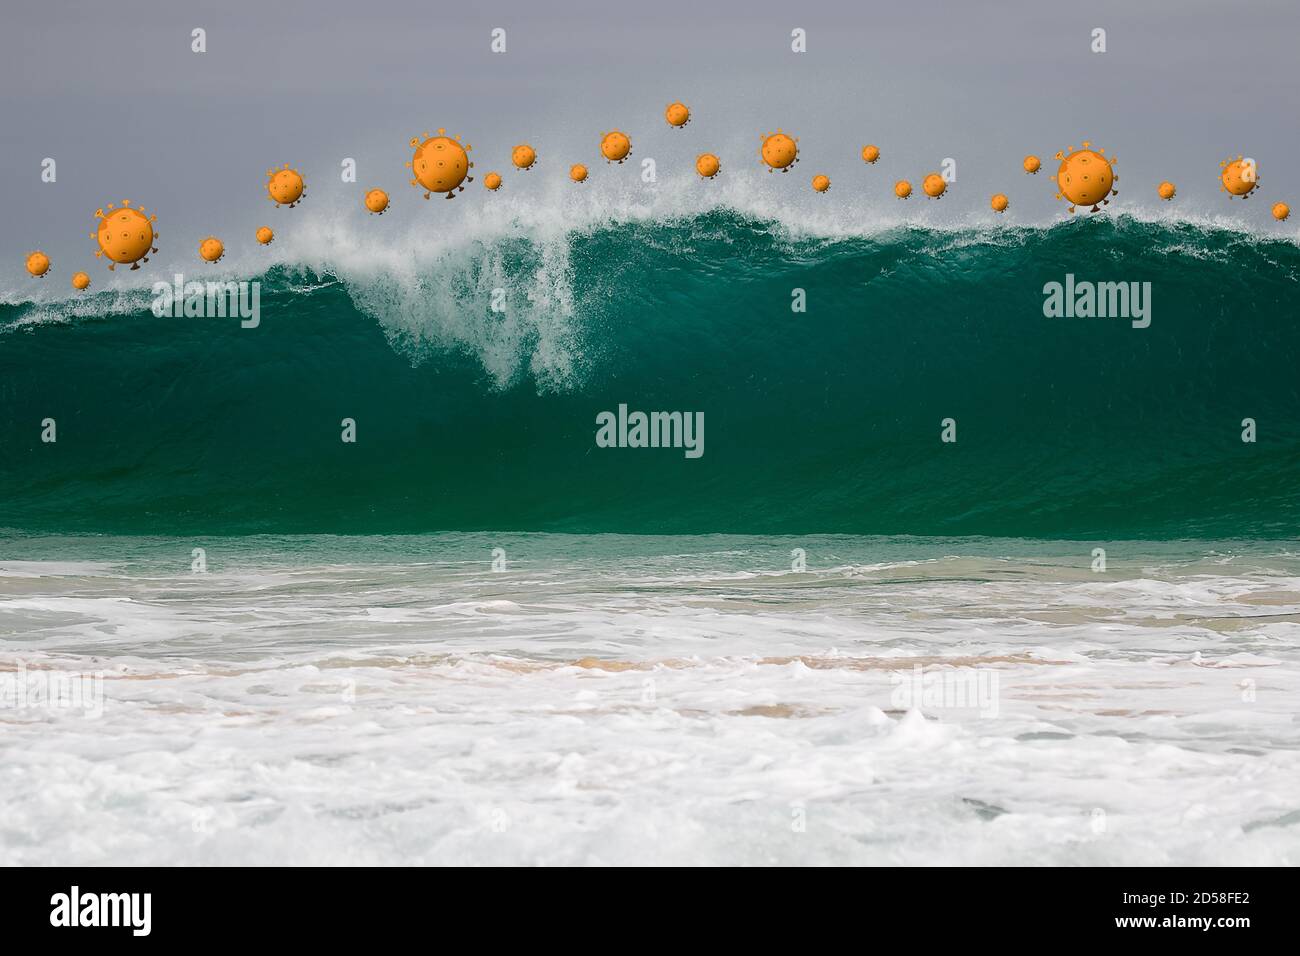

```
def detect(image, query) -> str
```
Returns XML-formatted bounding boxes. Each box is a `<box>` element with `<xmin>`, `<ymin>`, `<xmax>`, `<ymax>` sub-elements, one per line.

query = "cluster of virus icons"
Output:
<box><xmin>22</xmin><ymin>101</ymin><xmax>1294</xmax><ymax>287</ymax></box>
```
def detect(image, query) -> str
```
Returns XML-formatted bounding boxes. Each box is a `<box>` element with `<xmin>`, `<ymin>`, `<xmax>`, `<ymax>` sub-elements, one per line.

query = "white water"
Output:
<box><xmin>2</xmin><ymin>534</ymin><xmax>1298</xmax><ymax>865</ymax></box>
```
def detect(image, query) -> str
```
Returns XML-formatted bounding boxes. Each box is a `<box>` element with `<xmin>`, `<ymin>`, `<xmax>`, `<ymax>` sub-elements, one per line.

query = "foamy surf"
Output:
<box><xmin>2</xmin><ymin>533</ymin><xmax>1297</xmax><ymax>866</ymax></box>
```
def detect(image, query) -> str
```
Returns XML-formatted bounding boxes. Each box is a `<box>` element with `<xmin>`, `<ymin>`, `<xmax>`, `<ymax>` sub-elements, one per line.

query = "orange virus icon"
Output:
<box><xmin>600</xmin><ymin>131</ymin><xmax>632</xmax><ymax>164</ymax></box>
<box><xmin>665</xmin><ymin>102</ymin><xmax>690</xmax><ymax>128</ymax></box>
<box><xmin>512</xmin><ymin>144</ymin><xmax>537</xmax><ymax>170</ymax></box>
<box><xmin>1052</xmin><ymin>141</ymin><xmax>1118</xmax><ymax>213</ymax></box>
<box><xmin>266</xmin><ymin>164</ymin><xmax>306</xmax><ymax>208</ymax></box>
<box><xmin>90</xmin><ymin>200</ymin><xmax>157</xmax><ymax>271</ymax></box>
<box><xmin>1219</xmin><ymin>156</ymin><xmax>1258</xmax><ymax>199</ymax></box>
<box><xmin>256</xmin><ymin>226</ymin><xmax>274</xmax><ymax>245</ymax></box>
<box><xmin>484</xmin><ymin>172</ymin><xmax>503</xmax><ymax>191</ymax></box>
<box><xmin>198</xmin><ymin>237</ymin><xmax>225</xmax><ymax>263</ymax></box>
<box><xmin>364</xmin><ymin>189</ymin><xmax>390</xmax><ymax>214</ymax></box>
<box><xmin>407</xmin><ymin>129</ymin><xmax>474</xmax><ymax>199</ymax></box>
<box><xmin>1157</xmin><ymin>181</ymin><xmax>1176</xmax><ymax>201</ymax></box>
<box><xmin>990</xmin><ymin>193</ymin><xmax>1009</xmax><ymax>213</ymax></box>
<box><xmin>861</xmin><ymin>144</ymin><xmax>880</xmax><ymax>164</ymax></box>
<box><xmin>922</xmin><ymin>173</ymin><xmax>947</xmax><ymax>199</ymax></box>
<box><xmin>696</xmin><ymin>153</ymin><xmax>721</xmax><ymax>179</ymax></box>
<box><xmin>812</xmin><ymin>174</ymin><xmax>831</xmax><ymax>193</ymax></box>
<box><xmin>25</xmin><ymin>251</ymin><xmax>51</xmax><ymax>277</ymax></box>
<box><xmin>894</xmin><ymin>179</ymin><xmax>912</xmax><ymax>199</ymax></box>
<box><xmin>570</xmin><ymin>164</ymin><xmax>589</xmax><ymax>183</ymax></box>
<box><xmin>759</xmin><ymin>130</ymin><xmax>799</xmax><ymax>172</ymax></box>
<box><xmin>1272</xmin><ymin>202</ymin><xmax>1291</xmax><ymax>222</ymax></box>
<box><xmin>1023</xmin><ymin>155</ymin><xmax>1041</xmax><ymax>174</ymax></box>
<box><xmin>71</xmin><ymin>271</ymin><xmax>90</xmax><ymax>291</ymax></box>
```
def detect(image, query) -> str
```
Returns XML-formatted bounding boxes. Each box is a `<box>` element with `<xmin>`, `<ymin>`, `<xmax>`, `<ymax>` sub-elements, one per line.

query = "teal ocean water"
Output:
<box><xmin>3</xmin><ymin>211</ymin><xmax>1300</xmax><ymax>864</ymax></box>
<box><xmin>2</xmin><ymin>212</ymin><xmax>1297</xmax><ymax>537</ymax></box>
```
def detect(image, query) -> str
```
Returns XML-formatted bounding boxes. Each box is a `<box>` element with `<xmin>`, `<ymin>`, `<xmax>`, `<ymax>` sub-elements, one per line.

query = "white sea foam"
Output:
<box><xmin>1</xmin><ymin>534</ymin><xmax>1297</xmax><ymax>865</ymax></box>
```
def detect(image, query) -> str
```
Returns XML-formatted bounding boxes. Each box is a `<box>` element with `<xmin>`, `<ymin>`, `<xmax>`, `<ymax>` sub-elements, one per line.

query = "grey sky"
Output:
<box><xmin>2</xmin><ymin>0</ymin><xmax>1296</xmax><ymax>291</ymax></box>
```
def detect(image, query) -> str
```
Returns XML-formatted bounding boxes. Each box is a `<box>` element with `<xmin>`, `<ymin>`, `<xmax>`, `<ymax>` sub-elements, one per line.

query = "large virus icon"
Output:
<box><xmin>665</xmin><ymin>102</ymin><xmax>690</xmax><ymax>128</ymax></box>
<box><xmin>256</xmin><ymin>226</ymin><xmax>274</xmax><ymax>245</ymax></box>
<box><xmin>1219</xmin><ymin>156</ymin><xmax>1258</xmax><ymax>199</ymax></box>
<box><xmin>484</xmin><ymin>172</ymin><xmax>503</xmax><ymax>191</ymax></box>
<box><xmin>1051</xmin><ymin>141</ymin><xmax>1118</xmax><ymax>213</ymax></box>
<box><xmin>90</xmin><ymin>200</ymin><xmax>157</xmax><ymax>271</ymax></box>
<box><xmin>25</xmin><ymin>251</ymin><xmax>51</xmax><ymax>277</ymax></box>
<box><xmin>512</xmin><ymin>144</ymin><xmax>537</xmax><ymax>170</ymax></box>
<box><xmin>922</xmin><ymin>173</ymin><xmax>947</xmax><ymax>199</ymax></box>
<box><xmin>198</xmin><ymin>237</ymin><xmax>225</xmax><ymax>263</ymax></box>
<box><xmin>696</xmin><ymin>153</ymin><xmax>721</xmax><ymax>179</ymax></box>
<box><xmin>1157</xmin><ymin>181</ymin><xmax>1176</xmax><ymax>201</ymax></box>
<box><xmin>812</xmin><ymin>174</ymin><xmax>831</xmax><ymax>193</ymax></box>
<box><xmin>759</xmin><ymin>130</ymin><xmax>799</xmax><ymax>172</ymax></box>
<box><xmin>407</xmin><ymin>129</ymin><xmax>474</xmax><ymax>199</ymax></box>
<box><xmin>600</xmin><ymin>131</ymin><xmax>632</xmax><ymax>164</ymax></box>
<box><xmin>365</xmin><ymin>189</ymin><xmax>390</xmax><ymax>214</ymax></box>
<box><xmin>266</xmin><ymin>165</ymin><xmax>306</xmax><ymax>207</ymax></box>
<box><xmin>861</xmin><ymin>144</ymin><xmax>880</xmax><ymax>164</ymax></box>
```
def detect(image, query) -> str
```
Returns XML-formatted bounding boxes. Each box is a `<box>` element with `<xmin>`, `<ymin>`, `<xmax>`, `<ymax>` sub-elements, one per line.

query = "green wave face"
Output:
<box><xmin>1</xmin><ymin>212</ymin><xmax>1298</xmax><ymax>537</ymax></box>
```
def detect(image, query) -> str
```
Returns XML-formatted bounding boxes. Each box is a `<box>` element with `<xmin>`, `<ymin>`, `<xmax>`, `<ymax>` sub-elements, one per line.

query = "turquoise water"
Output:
<box><xmin>2</xmin><ymin>213</ymin><xmax>1297</xmax><ymax>537</ymax></box>
<box><xmin>4</xmin><ymin>209</ymin><xmax>1300</xmax><ymax>863</ymax></box>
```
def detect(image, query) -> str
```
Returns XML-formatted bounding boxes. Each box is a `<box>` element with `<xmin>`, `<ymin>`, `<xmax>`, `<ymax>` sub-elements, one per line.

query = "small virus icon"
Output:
<box><xmin>696</xmin><ymin>153</ymin><xmax>721</xmax><ymax>179</ymax></box>
<box><xmin>512</xmin><ymin>144</ymin><xmax>537</xmax><ymax>170</ymax></box>
<box><xmin>1023</xmin><ymin>155</ymin><xmax>1041</xmax><ymax>174</ymax></box>
<box><xmin>364</xmin><ymin>189</ymin><xmax>390</xmax><ymax>214</ymax></box>
<box><xmin>600</xmin><ymin>131</ymin><xmax>632</xmax><ymax>164</ymax></box>
<box><xmin>861</xmin><ymin>144</ymin><xmax>880</xmax><ymax>164</ymax></box>
<box><xmin>256</xmin><ymin>226</ymin><xmax>274</xmax><ymax>245</ymax></box>
<box><xmin>894</xmin><ymin>180</ymin><xmax>912</xmax><ymax>199</ymax></box>
<box><xmin>198</xmin><ymin>237</ymin><xmax>225</xmax><ymax>263</ymax></box>
<box><xmin>990</xmin><ymin>193</ymin><xmax>1009</xmax><ymax>213</ymax></box>
<box><xmin>665</xmin><ymin>102</ymin><xmax>690</xmax><ymax>128</ymax></box>
<box><xmin>90</xmin><ymin>200</ymin><xmax>158</xmax><ymax>271</ymax></box>
<box><xmin>1220</xmin><ymin>156</ymin><xmax>1258</xmax><ymax>199</ymax></box>
<box><xmin>922</xmin><ymin>173</ymin><xmax>947</xmax><ymax>199</ymax></box>
<box><xmin>1052</xmin><ymin>141</ymin><xmax>1118</xmax><ymax>213</ymax></box>
<box><xmin>1272</xmin><ymin>202</ymin><xmax>1291</xmax><ymax>221</ymax></box>
<box><xmin>1157</xmin><ymin>181</ymin><xmax>1176</xmax><ymax>201</ymax></box>
<box><xmin>407</xmin><ymin>129</ymin><xmax>474</xmax><ymax>199</ymax></box>
<box><xmin>25</xmin><ymin>251</ymin><xmax>51</xmax><ymax>277</ymax></box>
<box><xmin>812</xmin><ymin>174</ymin><xmax>831</xmax><ymax>193</ymax></box>
<box><xmin>484</xmin><ymin>172</ymin><xmax>503</xmax><ymax>191</ymax></box>
<box><xmin>759</xmin><ymin>130</ymin><xmax>799</xmax><ymax>172</ymax></box>
<box><xmin>71</xmin><ymin>271</ymin><xmax>91</xmax><ymax>291</ymax></box>
<box><xmin>570</xmin><ymin>164</ymin><xmax>589</xmax><ymax>183</ymax></box>
<box><xmin>267</xmin><ymin>164</ymin><xmax>306</xmax><ymax>208</ymax></box>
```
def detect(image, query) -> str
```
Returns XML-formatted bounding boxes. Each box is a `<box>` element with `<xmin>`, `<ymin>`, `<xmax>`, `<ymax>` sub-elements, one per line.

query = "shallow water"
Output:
<box><xmin>2</xmin><ymin>533</ymin><xmax>1297</xmax><ymax>865</ymax></box>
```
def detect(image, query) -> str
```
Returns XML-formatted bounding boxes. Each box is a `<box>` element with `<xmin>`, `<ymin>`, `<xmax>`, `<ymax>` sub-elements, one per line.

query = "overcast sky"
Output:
<box><xmin>2</xmin><ymin>0</ymin><xmax>1296</xmax><ymax>291</ymax></box>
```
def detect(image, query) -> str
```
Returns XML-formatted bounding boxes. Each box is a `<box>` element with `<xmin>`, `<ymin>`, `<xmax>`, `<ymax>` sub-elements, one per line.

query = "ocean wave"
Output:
<box><xmin>1</xmin><ymin>212</ymin><xmax>1298</xmax><ymax>536</ymax></box>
